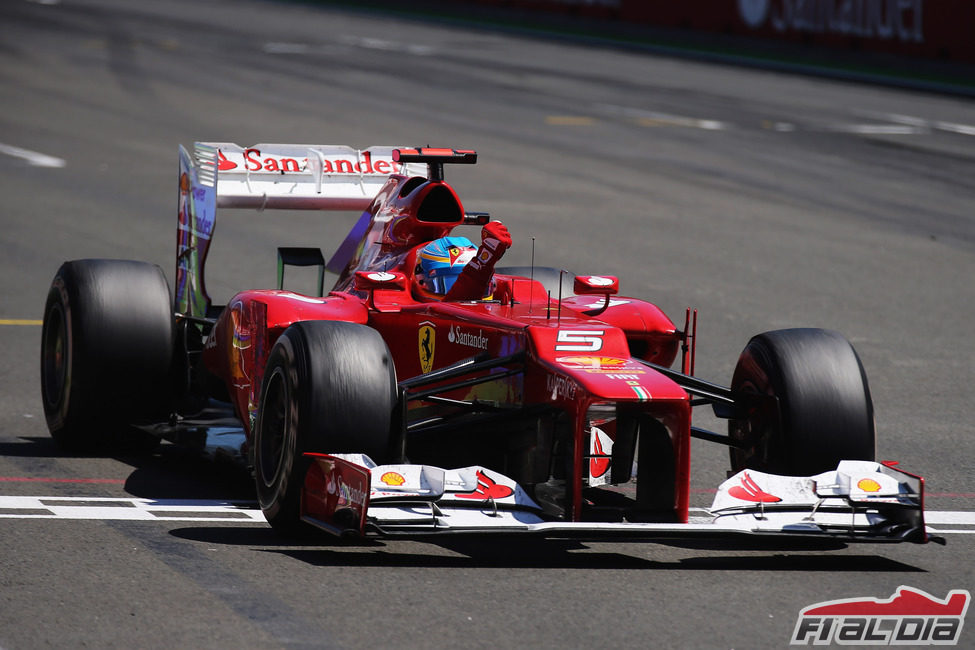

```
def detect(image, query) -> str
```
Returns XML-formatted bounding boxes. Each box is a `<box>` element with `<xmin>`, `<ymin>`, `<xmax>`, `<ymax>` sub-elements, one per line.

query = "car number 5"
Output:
<box><xmin>555</xmin><ymin>330</ymin><xmax>604</xmax><ymax>351</ymax></box>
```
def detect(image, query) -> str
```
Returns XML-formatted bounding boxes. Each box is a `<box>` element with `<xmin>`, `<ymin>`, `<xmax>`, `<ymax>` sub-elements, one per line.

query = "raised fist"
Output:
<box><xmin>444</xmin><ymin>221</ymin><xmax>512</xmax><ymax>301</ymax></box>
<box><xmin>481</xmin><ymin>220</ymin><xmax>512</xmax><ymax>252</ymax></box>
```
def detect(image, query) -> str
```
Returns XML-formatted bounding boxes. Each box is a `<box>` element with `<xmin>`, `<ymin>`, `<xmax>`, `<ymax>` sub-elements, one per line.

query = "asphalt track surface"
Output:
<box><xmin>1</xmin><ymin>1</ymin><xmax>974</xmax><ymax>648</ymax></box>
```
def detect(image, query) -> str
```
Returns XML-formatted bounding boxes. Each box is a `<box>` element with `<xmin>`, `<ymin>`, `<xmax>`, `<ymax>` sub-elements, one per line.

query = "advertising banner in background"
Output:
<box><xmin>464</xmin><ymin>0</ymin><xmax>975</xmax><ymax>64</ymax></box>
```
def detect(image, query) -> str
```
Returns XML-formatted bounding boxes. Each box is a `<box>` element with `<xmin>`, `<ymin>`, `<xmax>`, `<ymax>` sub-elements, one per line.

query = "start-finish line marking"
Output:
<box><xmin>0</xmin><ymin>496</ymin><xmax>265</xmax><ymax>522</ymax></box>
<box><xmin>0</xmin><ymin>496</ymin><xmax>972</xmax><ymax>533</ymax></box>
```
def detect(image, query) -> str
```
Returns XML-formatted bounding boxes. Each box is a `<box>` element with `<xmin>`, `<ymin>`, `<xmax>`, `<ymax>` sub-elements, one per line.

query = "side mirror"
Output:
<box><xmin>354</xmin><ymin>270</ymin><xmax>407</xmax><ymax>292</ymax></box>
<box><xmin>573</xmin><ymin>275</ymin><xmax>619</xmax><ymax>296</ymax></box>
<box><xmin>573</xmin><ymin>275</ymin><xmax>618</xmax><ymax>316</ymax></box>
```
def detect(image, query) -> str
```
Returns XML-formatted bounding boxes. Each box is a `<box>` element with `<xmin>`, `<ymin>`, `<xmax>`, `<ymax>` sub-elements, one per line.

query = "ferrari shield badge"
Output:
<box><xmin>418</xmin><ymin>322</ymin><xmax>435</xmax><ymax>374</ymax></box>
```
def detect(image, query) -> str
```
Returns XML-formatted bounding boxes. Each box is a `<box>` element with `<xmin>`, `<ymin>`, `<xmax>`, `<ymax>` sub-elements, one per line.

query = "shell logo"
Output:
<box><xmin>857</xmin><ymin>478</ymin><xmax>882</xmax><ymax>493</ymax></box>
<box><xmin>380</xmin><ymin>471</ymin><xmax>406</xmax><ymax>487</ymax></box>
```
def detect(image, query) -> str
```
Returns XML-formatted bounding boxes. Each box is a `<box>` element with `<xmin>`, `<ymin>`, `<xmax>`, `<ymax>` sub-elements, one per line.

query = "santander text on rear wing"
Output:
<box><xmin>186</xmin><ymin>142</ymin><xmax>427</xmax><ymax>210</ymax></box>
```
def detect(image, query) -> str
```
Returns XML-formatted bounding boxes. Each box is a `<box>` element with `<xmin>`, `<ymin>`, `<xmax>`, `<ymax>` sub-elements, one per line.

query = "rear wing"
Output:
<box><xmin>175</xmin><ymin>142</ymin><xmax>426</xmax><ymax>317</ymax></box>
<box><xmin>190</xmin><ymin>142</ymin><xmax>427</xmax><ymax>210</ymax></box>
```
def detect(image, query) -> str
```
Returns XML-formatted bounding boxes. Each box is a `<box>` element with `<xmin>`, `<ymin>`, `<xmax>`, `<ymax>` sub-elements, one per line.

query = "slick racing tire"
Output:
<box><xmin>728</xmin><ymin>328</ymin><xmax>875</xmax><ymax>476</ymax></box>
<box><xmin>41</xmin><ymin>259</ymin><xmax>174</xmax><ymax>453</ymax></box>
<box><xmin>495</xmin><ymin>266</ymin><xmax>576</xmax><ymax>298</ymax></box>
<box><xmin>254</xmin><ymin>320</ymin><xmax>397</xmax><ymax>535</ymax></box>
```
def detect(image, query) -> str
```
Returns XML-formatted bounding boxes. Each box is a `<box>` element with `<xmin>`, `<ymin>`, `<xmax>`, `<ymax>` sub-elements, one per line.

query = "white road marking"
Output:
<box><xmin>3</xmin><ymin>497</ymin><xmax>970</xmax><ymax>537</ymax></box>
<box><xmin>0</xmin><ymin>496</ymin><xmax>265</xmax><ymax>522</ymax></box>
<box><xmin>341</xmin><ymin>36</ymin><xmax>434</xmax><ymax>56</ymax></box>
<box><xmin>826</xmin><ymin>124</ymin><xmax>923</xmax><ymax>135</ymax></box>
<box><xmin>933</xmin><ymin>121</ymin><xmax>975</xmax><ymax>136</ymax></box>
<box><xmin>598</xmin><ymin>104</ymin><xmax>729</xmax><ymax>131</ymax></box>
<box><xmin>925</xmin><ymin>511</ymin><xmax>975</xmax><ymax>525</ymax></box>
<box><xmin>262</xmin><ymin>42</ymin><xmax>310</xmax><ymax>55</ymax></box>
<box><xmin>859</xmin><ymin>111</ymin><xmax>975</xmax><ymax>137</ymax></box>
<box><xmin>263</xmin><ymin>38</ymin><xmax>434</xmax><ymax>57</ymax></box>
<box><xmin>0</xmin><ymin>142</ymin><xmax>65</xmax><ymax>168</ymax></box>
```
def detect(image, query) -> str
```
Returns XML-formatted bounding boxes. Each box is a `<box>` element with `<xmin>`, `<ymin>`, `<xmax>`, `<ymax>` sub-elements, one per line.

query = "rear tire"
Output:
<box><xmin>40</xmin><ymin>259</ymin><xmax>173</xmax><ymax>453</ymax></box>
<box><xmin>253</xmin><ymin>320</ymin><xmax>396</xmax><ymax>535</ymax></box>
<box><xmin>728</xmin><ymin>328</ymin><xmax>875</xmax><ymax>475</ymax></box>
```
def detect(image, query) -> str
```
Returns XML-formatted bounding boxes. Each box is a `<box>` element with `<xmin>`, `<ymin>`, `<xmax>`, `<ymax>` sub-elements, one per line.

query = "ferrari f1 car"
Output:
<box><xmin>40</xmin><ymin>143</ymin><xmax>932</xmax><ymax>544</ymax></box>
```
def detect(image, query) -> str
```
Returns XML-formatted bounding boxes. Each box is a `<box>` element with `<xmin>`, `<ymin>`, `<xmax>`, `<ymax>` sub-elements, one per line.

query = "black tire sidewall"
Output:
<box><xmin>40</xmin><ymin>260</ymin><xmax>174</xmax><ymax>451</ymax></box>
<box><xmin>254</xmin><ymin>334</ymin><xmax>303</xmax><ymax>524</ymax></box>
<box><xmin>254</xmin><ymin>320</ymin><xmax>396</xmax><ymax>532</ymax></box>
<box><xmin>730</xmin><ymin>328</ymin><xmax>875</xmax><ymax>475</ymax></box>
<box><xmin>41</xmin><ymin>277</ymin><xmax>74</xmax><ymax>432</ymax></box>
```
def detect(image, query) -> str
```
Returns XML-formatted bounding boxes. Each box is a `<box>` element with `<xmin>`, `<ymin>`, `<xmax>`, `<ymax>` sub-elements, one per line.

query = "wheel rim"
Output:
<box><xmin>258</xmin><ymin>367</ymin><xmax>290</xmax><ymax>488</ymax></box>
<box><xmin>42</xmin><ymin>302</ymin><xmax>67</xmax><ymax>409</ymax></box>
<box><xmin>729</xmin><ymin>380</ymin><xmax>773</xmax><ymax>471</ymax></box>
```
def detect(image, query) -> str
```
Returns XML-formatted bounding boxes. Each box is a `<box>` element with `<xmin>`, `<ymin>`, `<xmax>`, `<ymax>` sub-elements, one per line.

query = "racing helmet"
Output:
<box><xmin>415</xmin><ymin>236</ymin><xmax>477</xmax><ymax>295</ymax></box>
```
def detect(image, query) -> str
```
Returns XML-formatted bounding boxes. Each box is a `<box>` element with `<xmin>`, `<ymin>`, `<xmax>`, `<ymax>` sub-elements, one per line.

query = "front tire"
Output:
<box><xmin>728</xmin><ymin>328</ymin><xmax>875</xmax><ymax>475</ymax></box>
<box><xmin>253</xmin><ymin>320</ymin><xmax>396</xmax><ymax>534</ymax></box>
<box><xmin>40</xmin><ymin>259</ymin><xmax>173</xmax><ymax>453</ymax></box>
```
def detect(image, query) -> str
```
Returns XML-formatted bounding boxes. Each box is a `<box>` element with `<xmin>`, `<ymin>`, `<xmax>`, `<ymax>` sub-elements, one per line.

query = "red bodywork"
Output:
<box><xmin>201</xmin><ymin>166</ymin><xmax>692</xmax><ymax>523</ymax></box>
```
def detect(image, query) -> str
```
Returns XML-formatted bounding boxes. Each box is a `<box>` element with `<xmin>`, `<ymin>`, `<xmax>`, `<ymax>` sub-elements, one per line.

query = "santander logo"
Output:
<box><xmin>217</xmin><ymin>150</ymin><xmax>236</xmax><ymax>171</ymax></box>
<box><xmin>216</xmin><ymin>148</ymin><xmax>401</xmax><ymax>175</ymax></box>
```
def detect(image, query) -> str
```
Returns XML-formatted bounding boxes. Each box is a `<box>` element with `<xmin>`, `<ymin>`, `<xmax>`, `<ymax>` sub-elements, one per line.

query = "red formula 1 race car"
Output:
<box><xmin>40</xmin><ymin>144</ymin><xmax>932</xmax><ymax>544</ymax></box>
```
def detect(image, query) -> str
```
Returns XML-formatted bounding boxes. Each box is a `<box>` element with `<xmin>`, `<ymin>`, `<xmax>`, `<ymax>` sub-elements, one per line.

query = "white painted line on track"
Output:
<box><xmin>0</xmin><ymin>142</ymin><xmax>65</xmax><ymax>168</ymax></box>
<box><xmin>858</xmin><ymin>111</ymin><xmax>975</xmax><ymax>137</ymax></box>
<box><xmin>597</xmin><ymin>104</ymin><xmax>729</xmax><ymax>131</ymax></box>
<box><xmin>340</xmin><ymin>36</ymin><xmax>434</xmax><ymax>56</ymax></box>
<box><xmin>2</xmin><ymin>497</ymin><xmax>971</xmax><ymax>535</ymax></box>
<box><xmin>927</xmin><ymin>529</ymin><xmax>975</xmax><ymax>534</ymax></box>
<box><xmin>826</xmin><ymin>124</ymin><xmax>923</xmax><ymax>135</ymax></box>
<box><xmin>262</xmin><ymin>38</ymin><xmax>434</xmax><ymax>57</ymax></box>
<box><xmin>262</xmin><ymin>42</ymin><xmax>310</xmax><ymax>54</ymax></box>
<box><xmin>925</xmin><ymin>511</ymin><xmax>975</xmax><ymax>525</ymax></box>
<box><xmin>0</xmin><ymin>496</ymin><xmax>265</xmax><ymax>522</ymax></box>
<box><xmin>934</xmin><ymin>121</ymin><xmax>975</xmax><ymax>136</ymax></box>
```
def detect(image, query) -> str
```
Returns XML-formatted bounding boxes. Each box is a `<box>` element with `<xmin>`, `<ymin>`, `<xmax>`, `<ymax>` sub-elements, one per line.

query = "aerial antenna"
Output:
<box><xmin>557</xmin><ymin>269</ymin><xmax>563</xmax><ymax>325</ymax></box>
<box><xmin>529</xmin><ymin>237</ymin><xmax>536</xmax><ymax>315</ymax></box>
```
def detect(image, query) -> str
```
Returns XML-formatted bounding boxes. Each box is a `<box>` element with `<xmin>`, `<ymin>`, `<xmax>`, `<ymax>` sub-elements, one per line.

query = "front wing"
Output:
<box><xmin>299</xmin><ymin>454</ymin><xmax>930</xmax><ymax>544</ymax></box>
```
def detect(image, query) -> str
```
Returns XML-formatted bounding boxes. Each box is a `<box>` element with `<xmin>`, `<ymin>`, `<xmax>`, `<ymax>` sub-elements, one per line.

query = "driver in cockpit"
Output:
<box><xmin>413</xmin><ymin>221</ymin><xmax>511</xmax><ymax>301</ymax></box>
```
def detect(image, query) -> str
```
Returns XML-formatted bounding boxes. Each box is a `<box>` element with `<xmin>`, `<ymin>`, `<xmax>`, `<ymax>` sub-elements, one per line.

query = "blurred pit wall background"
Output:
<box><xmin>314</xmin><ymin>0</ymin><xmax>975</xmax><ymax>96</ymax></box>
